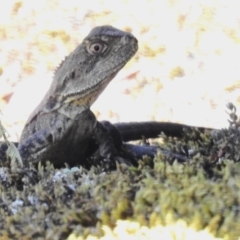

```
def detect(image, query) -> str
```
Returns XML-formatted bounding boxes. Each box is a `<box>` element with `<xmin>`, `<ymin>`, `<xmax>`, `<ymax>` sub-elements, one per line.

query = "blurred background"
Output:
<box><xmin>0</xmin><ymin>0</ymin><xmax>240</xmax><ymax>141</ymax></box>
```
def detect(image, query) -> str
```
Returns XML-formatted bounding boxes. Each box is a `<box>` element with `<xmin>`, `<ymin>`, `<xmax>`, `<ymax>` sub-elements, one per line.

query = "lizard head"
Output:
<box><xmin>50</xmin><ymin>25</ymin><xmax>138</xmax><ymax>110</ymax></box>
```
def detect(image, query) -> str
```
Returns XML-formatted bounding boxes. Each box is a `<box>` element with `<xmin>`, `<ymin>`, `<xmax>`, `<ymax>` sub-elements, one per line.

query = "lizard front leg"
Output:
<box><xmin>91</xmin><ymin>121</ymin><xmax>138</xmax><ymax>167</ymax></box>
<box><xmin>18</xmin><ymin>113</ymin><xmax>75</xmax><ymax>165</ymax></box>
<box><xmin>100</xmin><ymin>121</ymin><xmax>189</xmax><ymax>162</ymax></box>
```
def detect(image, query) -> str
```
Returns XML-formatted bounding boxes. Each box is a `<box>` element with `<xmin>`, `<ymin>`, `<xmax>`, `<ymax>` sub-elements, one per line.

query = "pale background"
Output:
<box><xmin>0</xmin><ymin>0</ymin><xmax>240</xmax><ymax>141</ymax></box>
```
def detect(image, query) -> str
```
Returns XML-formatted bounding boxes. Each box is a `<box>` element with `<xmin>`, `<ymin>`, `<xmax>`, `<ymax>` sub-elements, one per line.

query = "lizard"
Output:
<box><xmin>7</xmin><ymin>25</ymin><xmax>212</xmax><ymax>168</ymax></box>
<box><xmin>17</xmin><ymin>25</ymin><xmax>139</xmax><ymax>168</ymax></box>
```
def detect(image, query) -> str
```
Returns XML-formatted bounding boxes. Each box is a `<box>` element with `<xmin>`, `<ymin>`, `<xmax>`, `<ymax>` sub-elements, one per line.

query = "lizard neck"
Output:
<box><xmin>57</xmin><ymin>77</ymin><xmax>113</xmax><ymax>119</ymax></box>
<box><xmin>57</xmin><ymin>100</ymin><xmax>89</xmax><ymax>119</ymax></box>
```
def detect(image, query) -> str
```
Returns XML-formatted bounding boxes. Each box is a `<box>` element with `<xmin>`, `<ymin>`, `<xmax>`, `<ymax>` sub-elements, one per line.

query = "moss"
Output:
<box><xmin>0</xmin><ymin>153</ymin><xmax>239</xmax><ymax>239</ymax></box>
<box><xmin>0</xmin><ymin>104</ymin><xmax>240</xmax><ymax>239</ymax></box>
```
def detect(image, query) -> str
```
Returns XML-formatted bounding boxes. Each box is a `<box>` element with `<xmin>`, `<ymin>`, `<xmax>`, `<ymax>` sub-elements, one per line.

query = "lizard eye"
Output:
<box><xmin>87</xmin><ymin>42</ymin><xmax>107</xmax><ymax>55</ymax></box>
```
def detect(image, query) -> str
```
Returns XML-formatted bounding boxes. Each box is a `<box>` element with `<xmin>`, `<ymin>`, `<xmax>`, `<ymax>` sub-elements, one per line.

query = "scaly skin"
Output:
<box><xmin>14</xmin><ymin>26</ymin><xmax>213</xmax><ymax>168</ymax></box>
<box><xmin>18</xmin><ymin>26</ymin><xmax>138</xmax><ymax>167</ymax></box>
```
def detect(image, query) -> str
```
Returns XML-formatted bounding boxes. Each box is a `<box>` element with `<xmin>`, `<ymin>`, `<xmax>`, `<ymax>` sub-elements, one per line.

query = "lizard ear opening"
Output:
<box><xmin>45</xmin><ymin>96</ymin><xmax>57</xmax><ymax>111</ymax></box>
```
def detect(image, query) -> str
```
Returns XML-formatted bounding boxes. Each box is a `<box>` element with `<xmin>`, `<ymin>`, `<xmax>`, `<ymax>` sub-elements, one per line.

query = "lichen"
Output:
<box><xmin>0</xmin><ymin>105</ymin><xmax>240</xmax><ymax>239</ymax></box>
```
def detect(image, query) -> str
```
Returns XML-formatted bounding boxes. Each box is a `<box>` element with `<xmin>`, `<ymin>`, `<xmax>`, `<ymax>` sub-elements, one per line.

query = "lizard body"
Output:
<box><xmin>18</xmin><ymin>26</ymin><xmax>138</xmax><ymax>167</ymax></box>
<box><xmin>14</xmin><ymin>25</ymin><xmax>212</xmax><ymax>168</ymax></box>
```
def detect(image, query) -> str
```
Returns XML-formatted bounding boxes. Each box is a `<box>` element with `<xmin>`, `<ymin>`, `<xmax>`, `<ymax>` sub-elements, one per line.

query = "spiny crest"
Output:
<box><xmin>54</xmin><ymin>55</ymin><xmax>68</xmax><ymax>74</ymax></box>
